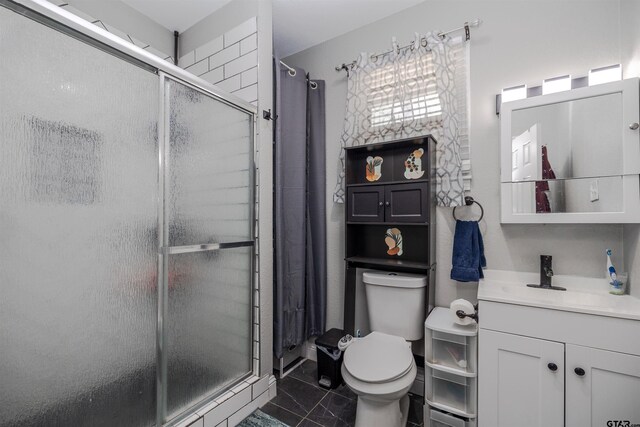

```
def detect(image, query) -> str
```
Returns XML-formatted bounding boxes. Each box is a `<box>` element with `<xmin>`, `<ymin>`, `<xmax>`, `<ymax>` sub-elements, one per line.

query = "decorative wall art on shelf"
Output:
<box><xmin>404</xmin><ymin>148</ymin><xmax>425</xmax><ymax>179</ymax></box>
<box><xmin>385</xmin><ymin>227</ymin><xmax>403</xmax><ymax>256</ymax></box>
<box><xmin>366</xmin><ymin>156</ymin><xmax>383</xmax><ymax>181</ymax></box>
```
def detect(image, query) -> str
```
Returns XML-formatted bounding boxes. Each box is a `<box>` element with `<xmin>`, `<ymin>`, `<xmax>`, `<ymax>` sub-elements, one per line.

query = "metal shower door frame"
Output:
<box><xmin>157</xmin><ymin>72</ymin><xmax>257</xmax><ymax>424</ymax></box>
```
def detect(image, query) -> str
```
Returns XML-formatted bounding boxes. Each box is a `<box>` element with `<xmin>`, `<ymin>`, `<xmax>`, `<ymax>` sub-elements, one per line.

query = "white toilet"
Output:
<box><xmin>341</xmin><ymin>271</ymin><xmax>427</xmax><ymax>427</ymax></box>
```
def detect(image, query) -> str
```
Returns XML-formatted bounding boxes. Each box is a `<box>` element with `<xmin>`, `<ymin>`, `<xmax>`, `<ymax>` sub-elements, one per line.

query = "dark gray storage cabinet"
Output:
<box><xmin>385</xmin><ymin>182</ymin><xmax>429</xmax><ymax>223</ymax></box>
<box><xmin>347</xmin><ymin>185</ymin><xmax>384</xmax><ymax>222</ymax></box>
<box><xmin>343</xmin><ymin>136</ymin><xmax>437</xmax><ymax>336</ymax></box>
<box><xmin>347</xmin><ymin>182</ymin><xmax>429</xmax><ymax>223</ymax></box>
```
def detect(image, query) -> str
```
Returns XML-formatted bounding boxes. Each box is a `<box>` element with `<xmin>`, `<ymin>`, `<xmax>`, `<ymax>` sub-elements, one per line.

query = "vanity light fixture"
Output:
<box><xmin>542</xmin><ymin>75</ymin><xmax>571</xmax><ymax>94</ymax></box>
<box><xmin>501</xmin><ymin>84</ymin><xmax>527</xmax><ymax>103</ymax></box>
<box><xmin>588</xmin><ymin>64</ymin><xmax>622</xmax><ymax>86</ymax></box>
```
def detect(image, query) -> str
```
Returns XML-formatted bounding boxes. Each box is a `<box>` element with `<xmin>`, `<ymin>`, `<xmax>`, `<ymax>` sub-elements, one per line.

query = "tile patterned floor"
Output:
<box><xmin>263</xmin><ymin>360</ymin><xmax>424</xmax><ymax>427</ymax></box>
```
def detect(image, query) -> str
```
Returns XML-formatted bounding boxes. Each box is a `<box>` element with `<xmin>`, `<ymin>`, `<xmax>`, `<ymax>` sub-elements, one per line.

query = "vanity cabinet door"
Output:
<box><xmin>384</xmin><ymin>183</ymin><xmax>429</xmax><ymax>223</ymax></box>
<box><xmin>566</xmin><ymin>344</ymin><xmax>640</xmax><ymax>427</ymax></box>
<box><xmin>346</xmin><ymin>186</ymin><xmax>385</xmax><ymax>222</ymax></box>
<box><xmin>478</xmin><ymin>329</ymin><xmax>564</xmax><ymax>427</ymax></box>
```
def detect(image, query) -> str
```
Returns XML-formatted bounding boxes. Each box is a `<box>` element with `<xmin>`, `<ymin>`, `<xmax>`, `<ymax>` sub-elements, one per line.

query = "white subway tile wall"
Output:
<box><xmin>187</xmin><ymin>59</ymin><xmax>210</xmax><ymax>77</ymax></box>
<box><xmin>209</xmin><ymin>45</ymin><xmax>242</xmax><ymax>70</ymax></box>
<box><xmin>225</xmin><ymin>51</ymin><xmax>257</xmax><ymax>77</ymax></box>
<box><xmin>251</xmin><ymin>376</ymin><xmax>269</xmax><ymax>400</ymax></box>
<box><xmin>241</xmin><ymin>68</ymin><xmax>258</xmax><ymax>87</ymax></box>
<box><xmin>180</xmin><ymin>17</ymin><xmax>258</xmax><ymax>105</ymax></box>
<box><xmin>224</xmin><ymin>17</ymin><xmax>257</xmax><ymax>47</ymax></box>
<box><xmin>240</xmin><ymin>34</ymin><xmax>257</xmax><ymax>56</ymax></box>
<box><xmin>196</xmin><ymin>36</ymin><xmax>224</xmax><ymax>62</ymax></box>
<box><xmin>205</xmin><ymin>387</ymin><xmax>251</xmax><ymax>427</ymax></box>
<box><xmin>216</xmin><ymin>74</ymin><xmax>242</xmax><ymax>93</ymax></box>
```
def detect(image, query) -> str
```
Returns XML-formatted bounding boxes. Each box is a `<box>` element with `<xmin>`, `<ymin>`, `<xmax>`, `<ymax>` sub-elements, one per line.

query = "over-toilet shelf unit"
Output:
<box><xmin>424</xmin><ymin>307</ymin><xmax>478</xmax><ymax>427</ymax></box>
<box><xmin>343</xmin><ymin>136</ymin><xmax>436</xmax><ymax>336</ymax></box>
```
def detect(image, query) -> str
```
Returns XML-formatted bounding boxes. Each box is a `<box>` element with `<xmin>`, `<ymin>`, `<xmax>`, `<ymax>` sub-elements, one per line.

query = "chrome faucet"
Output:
<box><xmin>527</xmin><ymin>255</ymin><xmax>566</xmax><ymax>291</ymax></box>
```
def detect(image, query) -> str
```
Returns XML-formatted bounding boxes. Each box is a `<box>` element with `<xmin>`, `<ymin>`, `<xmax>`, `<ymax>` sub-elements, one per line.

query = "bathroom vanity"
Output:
<box><xmin>477</xmin><ymin>270</ymin><xmax>640</xmax><ymax>427</ymax></box>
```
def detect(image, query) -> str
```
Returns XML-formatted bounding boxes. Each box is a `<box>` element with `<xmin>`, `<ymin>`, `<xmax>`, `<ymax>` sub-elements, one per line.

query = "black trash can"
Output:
<box><xmin>315</xmin><ymin>328</ymin><xmax>345</xmax><ymax>389</ymax></box>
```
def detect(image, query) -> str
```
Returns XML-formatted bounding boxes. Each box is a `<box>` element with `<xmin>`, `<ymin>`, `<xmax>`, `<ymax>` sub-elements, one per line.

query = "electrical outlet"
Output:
<box><xmin>590</xmin><ymin>179</ymin><xmax>599</xmax><ymax>202</ymax></box>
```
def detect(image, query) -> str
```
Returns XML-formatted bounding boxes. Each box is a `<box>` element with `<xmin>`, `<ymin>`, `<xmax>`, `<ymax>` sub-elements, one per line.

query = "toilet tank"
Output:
<box><xmin>363</xmin><ymin>271</ymin><xmax>428</xmax><ymax>341</ymax></box>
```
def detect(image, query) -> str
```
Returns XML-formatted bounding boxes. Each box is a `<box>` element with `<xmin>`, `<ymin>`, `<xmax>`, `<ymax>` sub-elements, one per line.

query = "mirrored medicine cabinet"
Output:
<box><xmin>500</xmin><ymin>77</ymin><xmax>640</xmax><ymax>223</ymax></box>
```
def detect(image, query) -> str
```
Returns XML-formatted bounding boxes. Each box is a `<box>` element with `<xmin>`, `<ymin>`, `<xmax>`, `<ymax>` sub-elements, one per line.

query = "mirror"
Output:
<box><xmin>500</xmin><ymin>78</ymin><xmax>640</xmax><ymax>223</ymax></box>
<box><xmin>511</xmin><ymin>93</ymin><xmax>622</xmax><ymax>182</ymax></box>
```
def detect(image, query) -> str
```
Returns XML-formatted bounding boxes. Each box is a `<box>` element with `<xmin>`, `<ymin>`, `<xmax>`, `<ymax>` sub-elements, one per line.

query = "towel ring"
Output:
<box><xmin>452</xmin><ymin>196</ymin><xmax>484</xmax><ymax>221</ymax></box>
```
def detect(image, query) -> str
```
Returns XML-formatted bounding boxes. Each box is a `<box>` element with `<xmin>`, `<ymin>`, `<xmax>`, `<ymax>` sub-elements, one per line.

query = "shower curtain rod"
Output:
<box><xmin>334</xmin><ymin>18</ymin><xmax>481</xmax><ymax>73</ymax></box>
<box><xmin>279</xmin><ymin>60</ymin><xmax>318</xmax><ymax>89</ymax></box>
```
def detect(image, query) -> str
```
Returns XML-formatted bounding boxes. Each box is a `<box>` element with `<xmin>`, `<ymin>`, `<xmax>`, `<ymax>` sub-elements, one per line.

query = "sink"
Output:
<box><xmin>478</xmin><ymin>269</ymin><xmax>640</xmax><ymax>320</ymax></box>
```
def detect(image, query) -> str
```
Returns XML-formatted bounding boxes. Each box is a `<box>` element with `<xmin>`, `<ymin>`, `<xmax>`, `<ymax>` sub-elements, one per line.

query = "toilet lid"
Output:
<box><xmin>343</xmin><ymin>332</ymin><xmax>414</xmax><ymax>383</ymax></box>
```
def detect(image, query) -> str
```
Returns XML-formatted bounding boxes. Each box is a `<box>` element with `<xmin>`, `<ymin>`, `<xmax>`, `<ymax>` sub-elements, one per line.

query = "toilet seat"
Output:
<box><xmin>343</xmin><ymin>331</ymin><xmax>414</xmax><ymax>383</ymax></box>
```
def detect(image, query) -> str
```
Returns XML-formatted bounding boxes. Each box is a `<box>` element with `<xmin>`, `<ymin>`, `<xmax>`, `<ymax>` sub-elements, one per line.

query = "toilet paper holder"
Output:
<box><xmin>455</xmin><ymin>303</ymin><xmax>479</xmax><ymax>322</ymax></box>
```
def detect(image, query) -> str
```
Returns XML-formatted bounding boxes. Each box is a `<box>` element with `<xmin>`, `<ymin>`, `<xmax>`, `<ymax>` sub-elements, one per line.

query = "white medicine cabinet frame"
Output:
<box><xmin>500</xmin><ymin>77</ymin><xmax>640</xmax><ymax>223</ymax></box>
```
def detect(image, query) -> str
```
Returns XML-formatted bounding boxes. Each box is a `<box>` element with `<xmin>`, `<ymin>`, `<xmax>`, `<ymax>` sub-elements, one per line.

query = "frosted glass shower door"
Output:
<box><xmin>162</xmin><ymin>78</ymin><xmax>255</xmax><ymax>421</ymax></box>
<box><xmin>0</xmin><ymin>5</ymin><xmax>159</xmax><ymax>427</ymax></box>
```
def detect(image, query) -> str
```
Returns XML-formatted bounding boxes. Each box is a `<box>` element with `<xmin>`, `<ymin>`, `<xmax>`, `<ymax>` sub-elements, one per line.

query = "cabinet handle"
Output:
<box><xmin>547</xmin><ymin>362</ymin><xmax>558</xmax><ymax>372</ymax></box>
<box><xmin>629</xmin><ymin>122</ymin><xmax>640</xmax><ymax>130</ymax></box>
<box><xmin>378</xmin><ymin>201</ymin><xmax>384</xmax><ymax>207</ymax></box>
<box><xmin>574</xmin><ymin>367</ymin><xmax>586</xmax><ymax>376</ymax></box>
<box><xmin>385</xmin><ymin>201</ymin><xmax>390</xmax><ymax>206</ymax></box>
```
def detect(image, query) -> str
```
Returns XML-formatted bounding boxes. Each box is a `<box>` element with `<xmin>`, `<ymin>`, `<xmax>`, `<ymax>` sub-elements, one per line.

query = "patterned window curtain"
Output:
<box><xmin>333</xmin><ymin>32</ymin><xmax>470</xmax><ymax>207</ymax></box>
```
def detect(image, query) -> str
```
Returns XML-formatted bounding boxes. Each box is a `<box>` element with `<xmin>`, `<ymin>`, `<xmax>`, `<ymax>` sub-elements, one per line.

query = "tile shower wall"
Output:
<box><xmin>179</xmin><ymin>18</ymin><xmax>258</xmax><ymax>105</ymax></box>
<box><xmin>173</xmin><ymin>375</ymin><xmax>277</xmax><ymax>427</ymax></box>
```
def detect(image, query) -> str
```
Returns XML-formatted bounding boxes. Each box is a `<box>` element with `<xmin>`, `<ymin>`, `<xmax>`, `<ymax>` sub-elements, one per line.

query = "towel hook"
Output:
<box><xmin>452</xmin><ymin>196</ymin><xmax>484</xmax><ymax>221</ymax></box>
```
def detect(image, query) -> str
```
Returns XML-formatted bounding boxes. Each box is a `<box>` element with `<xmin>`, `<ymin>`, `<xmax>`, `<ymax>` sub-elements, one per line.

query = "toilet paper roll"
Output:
<box><xmin>450</xmin><ymin>299</ymin><xmax>476</xmax><ymax>326</ymax></box>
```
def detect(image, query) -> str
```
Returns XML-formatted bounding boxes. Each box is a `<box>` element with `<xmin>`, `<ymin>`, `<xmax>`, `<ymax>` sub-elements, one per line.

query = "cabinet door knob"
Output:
<box><xmin>378</xmin><ymin>201</ymin><xmax>384</xmax><ymax>207</ymax></box>
<box><xmin>547</xmin><ymin>363</ymin><xmax>558</xmax><ymax>372</ymax></box>
<box><xmin>385</xmin><ymin>201</ymin><xmax>390</xmax><ymax>206</ymax></box>
<box><xmin>574</xmin><ymin>367</ymin><xmax>586</xmax><ymax>376</ymax></box>
<box><xmin>630</xmin><ymin>122</ymin><xmax>640</xmax><ymax>130</ymax></box>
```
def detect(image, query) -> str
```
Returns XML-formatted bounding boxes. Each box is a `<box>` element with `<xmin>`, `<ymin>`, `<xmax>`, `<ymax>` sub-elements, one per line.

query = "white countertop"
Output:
<box><xmin>478</xmin><ymin>269</ymin><xmax>640</xmax><ymax>321</ymax></box>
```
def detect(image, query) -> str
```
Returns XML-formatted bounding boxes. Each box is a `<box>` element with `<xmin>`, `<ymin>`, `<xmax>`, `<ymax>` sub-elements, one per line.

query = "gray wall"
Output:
<box><xmin>65</xmin><ymin>0</ymin><xmax>174</xmax><ymax>56</ymax></box>
<box><xmin>285</xmin><ymin>0</ymin><xmax>628</xmax><ymax>329</ymax></box>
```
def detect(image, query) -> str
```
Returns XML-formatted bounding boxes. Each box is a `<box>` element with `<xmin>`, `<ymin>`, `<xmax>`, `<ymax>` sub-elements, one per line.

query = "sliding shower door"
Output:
<box><xmin>161</xmin><ymin>78</ymin><xmax>255</xmax><ymax>421</ymax></box>
<box><xmin>0</xmin><ymin>5</ymin><xmax>159</xmax><ymax>427</ymax></box>
<box><xmin>0</xmin><ymin>3</ymin><xmax>256</xmax><ymax>427</ymax></box>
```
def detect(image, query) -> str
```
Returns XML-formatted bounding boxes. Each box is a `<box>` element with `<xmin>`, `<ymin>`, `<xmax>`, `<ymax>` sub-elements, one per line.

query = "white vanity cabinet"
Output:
<box><xmin>565</xmin><ymin>344</ymin><xmax>640</xmax><ymax>427</ymax></box>
<box><xmin>477</xmin><ymin>271</ymin><xmax>640</xmax><ymax>427</ymax></box>
<box><xmin>479</xmin><ymin>330</ymin><xmax>564</xmax><ymax>427</ymax></box>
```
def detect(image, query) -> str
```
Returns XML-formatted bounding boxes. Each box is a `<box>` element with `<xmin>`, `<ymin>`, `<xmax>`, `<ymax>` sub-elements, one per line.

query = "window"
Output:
<box><xmin>367</xmin><ymin>55</ymin><xmax>443</xmax><ymax>128</ymax></box>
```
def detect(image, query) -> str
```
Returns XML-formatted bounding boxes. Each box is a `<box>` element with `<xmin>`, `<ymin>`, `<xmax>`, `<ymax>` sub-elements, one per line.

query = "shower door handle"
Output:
<box><xmin>163</xmin><ymin>240</ymin><xmax>254</xmax><ymax>255</ymax></box>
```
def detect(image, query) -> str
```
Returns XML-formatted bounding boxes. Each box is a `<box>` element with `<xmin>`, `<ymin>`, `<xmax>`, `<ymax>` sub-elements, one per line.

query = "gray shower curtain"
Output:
<box><xmin>273</xmin><ymin>61</ymin><xmax>326</xmax><ymax>359</ymax></box>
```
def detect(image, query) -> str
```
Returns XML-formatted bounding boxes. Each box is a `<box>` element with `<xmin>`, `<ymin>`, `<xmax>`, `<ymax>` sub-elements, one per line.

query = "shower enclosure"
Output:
<box><xmin>0</xmin><ymin>1</ymin><xmax>257</xmax><ymax>426</ymax></box>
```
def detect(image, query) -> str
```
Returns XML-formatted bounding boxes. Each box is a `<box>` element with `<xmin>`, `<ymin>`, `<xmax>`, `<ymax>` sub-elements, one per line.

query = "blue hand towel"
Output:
<box><xmin>450</xmin><ymin>220</ymin><xmax>486</xmax><ymax>282</ymax></box>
